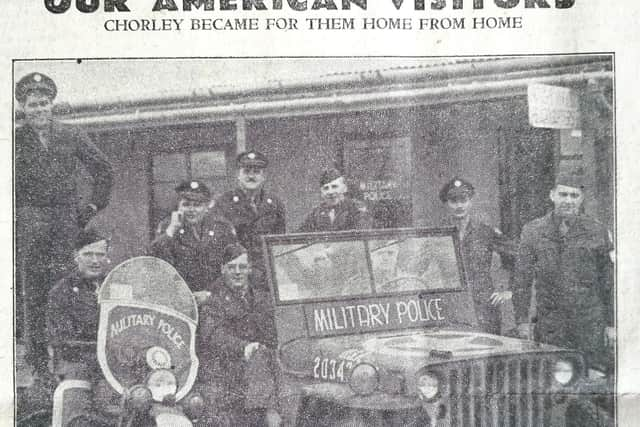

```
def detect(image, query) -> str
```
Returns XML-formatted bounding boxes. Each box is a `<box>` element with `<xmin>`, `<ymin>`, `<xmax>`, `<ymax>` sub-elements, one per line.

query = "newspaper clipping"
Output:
<box><xmin>2</xmin><ymin>1</ymin><xmax>638</xmax><ymax>426</ymax></box>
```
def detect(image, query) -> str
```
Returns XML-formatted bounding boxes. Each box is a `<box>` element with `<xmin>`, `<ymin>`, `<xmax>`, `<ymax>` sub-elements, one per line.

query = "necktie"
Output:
<box><xmin>559</xmin><ymin>219</ymin><xmax>569</xmax><ymax>237</ymax></box>
<box><xmin>328</xmin><ymin>208</ymin><xmax>336</xmax><ymax>224</ymax></box>
<box><xmin>38</xmin><ymin>131</ymin><xmax>50</xmax><ymax>150</ymax></box>
<box><xmin>250</xmin><ymin>198</ymin><xmax>258</xmax><ymax>214</ymax></box>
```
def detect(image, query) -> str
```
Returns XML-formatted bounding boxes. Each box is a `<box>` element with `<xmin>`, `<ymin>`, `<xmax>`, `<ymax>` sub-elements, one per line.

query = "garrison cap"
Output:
<box><xmin>175</xmin><ymin>180</ymin><xmax>211</xmax><ymax>202</ymax></box>
<box><xmin>237</xmin><ymin>150</ymin><xmax>268</xmax><ymax>168</ymax></box>
<box><xmin>320</xmin><ymin>167</ymin><xmax>344</xmax><ymax>187</ymax></box>
<box><xmin>15</xmin><ymin>72</ymin><xmax>57</xmax><ymax>103</ymax></box>
<box><xmin>222</xmin><ymin>243</ymin><xmax>248</xmax><ymax>266</ymax></box>
<box><xmin>554</xmin><ymin>171</ymin><xmax>584</xmax><ymax>190</ymax></box>
<box><xmin>439</xmin><ymin>177</ymin><xmax>475</xmax><ymax>203</ymax></box>
<box><xmin>75</xmin><ymin>228</ymin><xmax>108</xmax><ymax>250</ymax></box>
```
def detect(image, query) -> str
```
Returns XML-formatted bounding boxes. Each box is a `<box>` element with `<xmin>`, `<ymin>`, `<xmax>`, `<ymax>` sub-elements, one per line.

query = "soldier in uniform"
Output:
<box><xmin>439</xmin><ymin>177</ymin><xmax>515</xmax><ymax>335</ymax></box>
<box><xmin>198</xmin><ymin>244</ymin><xmax>281</xmax><ymax>427</ymax></box>
<box><xmin>298</xmin><ymin>167</ymin><xmax>372</xmax><ymax>233</ymax></box>
<box><xmin>47</xmin><ymin>229</ymin><xmax>110</xmax><ymax>381</ymax></box>
<box><xmin>512</xmin><ymin>173</ymin><xmax>614</xmax><ymax>369</ymax></box>
<box><xmin>214</xmin><ymin>150</ymin><xmax>286</xmax><ymax>292</ymax></box>
<box><xmin>151</xmin><ymin>180</ymin><xmax>237</xmax><ymax>301</ymax></box>
<box><xmin>15</xmin><ymin>72</ymin><xmax>114</xmax><ymax>377</ymax></box>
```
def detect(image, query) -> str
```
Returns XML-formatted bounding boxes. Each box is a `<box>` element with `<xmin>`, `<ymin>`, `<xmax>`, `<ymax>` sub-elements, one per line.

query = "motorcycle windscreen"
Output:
<box><xmin>97</xmin><ymin>256</ymin><xmax>199</xmax><ymax>401</ymax></box>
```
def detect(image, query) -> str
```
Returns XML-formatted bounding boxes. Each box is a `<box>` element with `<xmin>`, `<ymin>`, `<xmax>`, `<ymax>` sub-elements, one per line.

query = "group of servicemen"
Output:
<box><xmin>16</xmin><ymin>71</ymin><xmax>615</xmax><ymax>425</ymax></box>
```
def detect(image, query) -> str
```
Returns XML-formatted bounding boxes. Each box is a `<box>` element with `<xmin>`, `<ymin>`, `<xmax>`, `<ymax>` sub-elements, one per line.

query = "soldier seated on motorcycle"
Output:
<box><xmin>197</xmin><ymin>243</ymin><xmax>282</xmax><ymax>427</ymax></box>
<box><xmin>47</xmin><ymin>228</ymin><xmax>110</xmax><ymax>380</ymax></box>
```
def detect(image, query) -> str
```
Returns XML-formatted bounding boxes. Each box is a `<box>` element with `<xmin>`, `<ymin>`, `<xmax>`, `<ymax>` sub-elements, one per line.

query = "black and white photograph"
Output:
<box><xmin>13</xmin><ymin>55</ymin><xmax>615</xmax><ymax>426</ymax></box>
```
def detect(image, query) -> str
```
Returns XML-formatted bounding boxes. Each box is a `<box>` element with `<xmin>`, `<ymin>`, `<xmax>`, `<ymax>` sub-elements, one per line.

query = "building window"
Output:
<box><xmin>343</xmin><ymin>136</ymin><xmax>413</xmax><ymax>228</ymax></box>
<box><xmin>150</xmin><ymin>150</ymin><xmax>227</xmax><ymax>231</ymax></box>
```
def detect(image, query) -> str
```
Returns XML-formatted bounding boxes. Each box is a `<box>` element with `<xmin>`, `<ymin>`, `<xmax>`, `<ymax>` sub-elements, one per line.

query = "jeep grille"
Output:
<box><xmin>447</xmin><ymin>356</ymin><xmax>557</xmax><ymax>427</ymax></box>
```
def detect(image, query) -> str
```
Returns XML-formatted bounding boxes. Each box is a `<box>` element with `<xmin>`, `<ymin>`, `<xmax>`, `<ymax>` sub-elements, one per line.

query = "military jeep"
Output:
<box><xmin>262</xmin><ymin>227</ymin><xmax>596</xmax><ymax>426</ymax></box>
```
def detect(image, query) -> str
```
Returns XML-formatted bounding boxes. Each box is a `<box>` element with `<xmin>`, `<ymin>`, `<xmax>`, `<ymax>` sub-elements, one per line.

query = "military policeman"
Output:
<box><xmin>16</xmin><ymin>72</ymin><xmax>114</xmax><ymax>377</ymax></box>
<box><xmin>214</xmin><ymin>150</ymin><xmax>286</xmax><ymax>291</ymax></box>
<box><xmin>47</xmin><ymin>229</ymin><xmax>110</xmax><ymax>380</ymax></box>
<box><xmin>197</xmin><ymin>244</ymin><xmax>281</xmax><ymax>427</ymax></box>
<box><xmin>440</xmin><ymin>177</ymin><xmax>515</xmax><ymax>335</ymax></box>
<box><xmin>298</xmin><ymin>167</ymin><xmax>372</xmax><ymax>232</ymax></box>
<box><xmin>151</xmin><ymin>180</ymin><xmax>237</xmax><ymax>300</ymax></box>
<box><xmin>512</xmin><ymin>172</ymin><xmax>614</xmax><ymax>369</ymax></box>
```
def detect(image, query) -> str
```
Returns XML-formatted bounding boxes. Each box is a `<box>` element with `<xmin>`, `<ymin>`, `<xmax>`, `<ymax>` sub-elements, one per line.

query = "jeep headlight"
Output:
<box><xmin>147</xmin><ymin>369</ymin><xmax>178</xmax><ymax>402</ymax></box>
<box><xmin>417</xmin><ymin>372</ymin><xmax>440</xmax><ymax>401</ymax></box>
<box><xmin>553</xmin><ymin>360</ymin><xmax>575</xmax><ymax>385</ymax></box>
<box><xmin>349</xmin><ymin>363</ymin><xmax>379</xmax><ymax>395</ymax></box>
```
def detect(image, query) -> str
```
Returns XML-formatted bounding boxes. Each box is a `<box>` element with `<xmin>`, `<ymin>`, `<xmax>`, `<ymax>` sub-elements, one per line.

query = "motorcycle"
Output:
<box><xmin>21</xmin><ymin>256</ymin><xmax>208</xmax><ymax>427</ymax></box>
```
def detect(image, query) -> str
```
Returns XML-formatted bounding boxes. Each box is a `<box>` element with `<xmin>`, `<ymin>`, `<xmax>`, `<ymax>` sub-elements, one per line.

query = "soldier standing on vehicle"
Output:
<box><xmin>198</xmin><ymin>244</ymin><xmax>281</xmax><ymax>427</ymax></box>
<box><xmin>440</xmin><ymin>177</ymin><xmax>515</xmax><ymax>335</ymax></box>
<box><xmin>214</xmin><ymin>150</ymin><xmax>286</xmax><ymax>292</ymax></box>
<box><xmin>47</xmin><ymin>229</ymin><xmax>110</xmax><ymax>380</ymax></box>
<box><xmin>298</xmin><ymin>167</ymin><xmax>372</xmax><ymax>233</ymax></box>
<box><xmin>151</xmin><ymin>180</ymin><xmax>236</xmax><ymax>302</ymax></box>
<box><xmin>15</xmin><ymin>72</ymin><xmax>114</xmax><ymax>379</ymax></box>
<box><xmin>512</xmin><ymin>172</ymin><xmax>614</xmax><ymax>369</ymax></box>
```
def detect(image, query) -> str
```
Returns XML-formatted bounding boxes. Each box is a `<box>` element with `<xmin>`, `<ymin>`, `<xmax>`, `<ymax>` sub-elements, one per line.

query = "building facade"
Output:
<box><xmin>31</xmin><ymin>55</ymin><xmax>612</xmax><ymax>264</ymax></box>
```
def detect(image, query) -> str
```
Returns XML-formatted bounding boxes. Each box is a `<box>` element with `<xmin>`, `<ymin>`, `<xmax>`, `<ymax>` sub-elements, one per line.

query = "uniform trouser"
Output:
<box><xmin>474</xmin><ymin>300</ymin><xmax>502</xmax><ymax>335</ymax></box>
<box><xmin>535</xmin><ymin>308</ymin><xmax>607</xmax><ymax>369</ymax></box>
<box><xmin>201</xmin><ymin>349</ymin><xmax>278</xmax><ymax>426</ymax></box>
<box><xmin>16</xmin><ymin>206</ymin><xmax>77</xmax><ymax>375</ymax></box>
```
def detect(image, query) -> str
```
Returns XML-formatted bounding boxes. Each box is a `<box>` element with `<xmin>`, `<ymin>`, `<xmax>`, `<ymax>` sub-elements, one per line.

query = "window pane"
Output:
<box><xmin>274</xmin><ymin>241</ymin><xmax>372</xmax><ymax>301</ymax></box>
<box><xmin>153</xmin><ymin>182</ymin><xmax>179</xmax><ymax>215</ymax></box>
<box><xmin>153</xmin><ymin>153</ymin><xmax>187</xmax><ymax>182</ymax></box>
<box><xmin>191</xmin><ymin>151</ymin><xmax>226</xmax><ymax>178</ymax></box>
<box><xmin>369</xmin><ymin>236</ymin><xmax>460</xmax><ymax>293</ymax></box>
<box><xmin>202</xmin><ymin>178</ymin><xmax>229</xmax><ymax>202</ymax></box>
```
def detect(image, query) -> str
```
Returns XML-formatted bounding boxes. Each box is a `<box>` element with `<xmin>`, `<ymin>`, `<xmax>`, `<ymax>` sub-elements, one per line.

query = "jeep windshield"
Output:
<box><xmin>264</xmin><ymin>228</ymin><xmax>477</xmax><ymax>341</ymax></box>
<box><xmin>268</xmin><ymin>228</ymin><xmax>464</xmax><ymax>303</ymax></box>
<box><xmin>264</xmin><ymin>228</ymin><xmax>478</xmax><ymax>342</ymax></box>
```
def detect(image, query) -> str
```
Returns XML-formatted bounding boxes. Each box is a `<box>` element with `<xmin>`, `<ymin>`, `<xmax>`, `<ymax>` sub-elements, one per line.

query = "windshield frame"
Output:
<box><xmin>263</xmin><ymin>227</ymin><xmax>469</xmax><ymax>306</ymax></box>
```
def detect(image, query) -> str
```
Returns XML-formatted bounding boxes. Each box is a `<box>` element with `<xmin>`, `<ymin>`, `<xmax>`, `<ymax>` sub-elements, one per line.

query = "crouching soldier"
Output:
<box><xmin>197</xmin><ymin>244</ymin><xmax>281</xmax><ymax>427</ymax></box>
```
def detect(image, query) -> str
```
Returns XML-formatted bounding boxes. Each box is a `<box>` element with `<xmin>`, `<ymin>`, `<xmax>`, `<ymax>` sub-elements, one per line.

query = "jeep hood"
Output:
<box><xmin>280</xmin><ymin>328</ymin><xmax>569</xmax><ymax>377</ymax></box>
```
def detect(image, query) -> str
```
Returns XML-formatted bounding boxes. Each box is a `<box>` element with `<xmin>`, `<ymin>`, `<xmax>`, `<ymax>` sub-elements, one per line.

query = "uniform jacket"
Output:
<box><xmin>298</xmin><ymin>197</ymin><xmax>372</xmax><ymax>233</ymax></box>
<box><xmin>459</xmin><ymin>219</ymin><xmax>516</xmax><ymax>334</ymax></box>
<box><xmin>214</xmin><ymin>188</ymin><xmax>286</xmax><ymax>257</ymax></box>
<box><xmin>150</xmin><ymin>215</ymin><xmax>237</xmax><ymax>293</ymax></box>
<box><xmin>512</xmin><ymin>212</ymin><xmax>613</xmax><ymax>325</ymax></box>
<box><xmin>47</xmin><ymin>270</ymin><xmax>100</xmax><ymax>365</ymax></box>
<box><xmin>15</xmin><ymin>122</ymin><xmax>113</xmax><ymax>210</ymax></box>
<box><xmin>198</xmin><ymin>280</ymin><xmax>278</xmax><ymax>409</ymax></box>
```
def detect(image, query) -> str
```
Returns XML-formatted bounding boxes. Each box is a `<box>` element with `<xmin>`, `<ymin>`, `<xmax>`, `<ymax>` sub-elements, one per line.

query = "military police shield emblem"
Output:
<box><xmin>97</xmin><ymin>257</ymin><xmax>199</xmax><ymax>400</ymax></box>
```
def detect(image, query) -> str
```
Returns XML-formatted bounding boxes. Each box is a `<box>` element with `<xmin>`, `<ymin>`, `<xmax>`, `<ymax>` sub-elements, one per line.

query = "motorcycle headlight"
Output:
<box><xmin>183</xmin><ymin>391</ymin><xmax>205</xmax><ymax>420</ymax></box>
<box><xmin>349</xmin><ymin>363</ymin><xmax>379</xmax><ymax>395</ymax></box>
<box><xmin>147</xmin><ymin>369</ymin><xmax>178</xmax><ymax>402</ymax></box>
<box><xmin>155</xmin><ymin>413</ymin><xmax>193</xmax><ymax>427</ymax></box>
<box><xmin>146</xmin><ymin>346</ymin><xmax>172</xmax><ymax>370</ymax></box>
<box><xmin>417</xmin><ymin>372</ymin><xmax>440</xmax><ymax>401</ymax></box>
<box><xmin>553</xmin><ymin>360</ymin><xmax>575</xmax><ymax>385</ymax></box>
<box><xmin>127</xmin><ymin>384</ymin><xmax>153</xmax><ymax>411</ymax></box>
